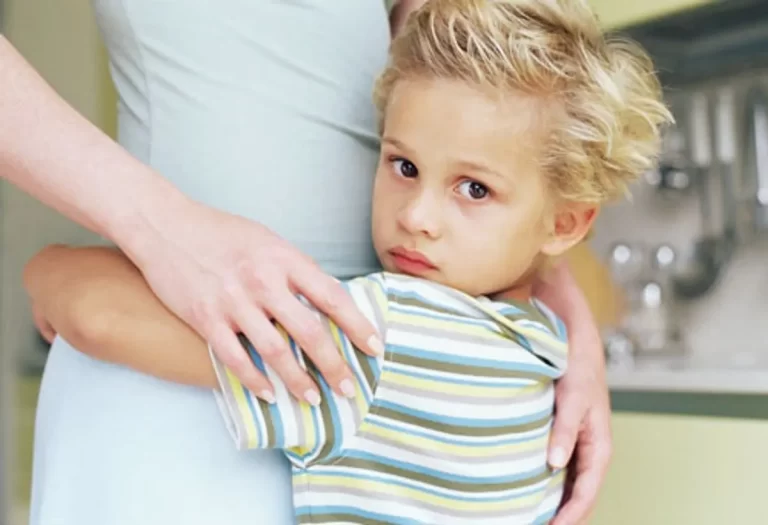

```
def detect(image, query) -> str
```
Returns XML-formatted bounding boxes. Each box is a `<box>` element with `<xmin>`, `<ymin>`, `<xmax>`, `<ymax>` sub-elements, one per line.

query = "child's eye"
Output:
<box><xmin>391</xmin><ymin>157</ymin><xmax>418</xmax><ymax>178</ymax></box>
<box><xmin>457</xmin><ymin>180</ymin><xmax>489</xmax><ymax>200</ymax></box>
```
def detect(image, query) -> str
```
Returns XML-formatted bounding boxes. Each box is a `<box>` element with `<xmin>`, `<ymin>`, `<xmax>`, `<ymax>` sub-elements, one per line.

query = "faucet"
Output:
<box><xmin>671</xmin><ymin>91</ymin><xmax>735</xmax><ymax>300</ymax></box>
<box><xmin>742</xmin><ymin>85</ymin><xmax>768</xmax><ymax>234</ymax></box>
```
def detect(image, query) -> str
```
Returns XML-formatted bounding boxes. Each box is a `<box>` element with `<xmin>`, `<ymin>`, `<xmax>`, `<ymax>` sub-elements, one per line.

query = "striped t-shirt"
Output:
<box><xmin>211</xmin><ymin>272</ymin><xmax>568</xmax><ymax>524</ymax></box>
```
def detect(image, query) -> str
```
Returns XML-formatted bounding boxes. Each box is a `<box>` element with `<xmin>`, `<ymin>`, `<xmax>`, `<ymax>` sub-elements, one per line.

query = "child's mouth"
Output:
<box><xmin>388</xmin><ymin>247</ymin><xmax>437</xmax><ymax>276</ymax></box>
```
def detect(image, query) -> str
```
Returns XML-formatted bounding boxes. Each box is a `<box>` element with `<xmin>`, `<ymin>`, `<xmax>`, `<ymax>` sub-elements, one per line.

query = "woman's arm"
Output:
<box><xmin>532</xmin><ymin>252</ymin><xmax>613</xmax><ymax>525</ymax></box>
<box><xmin>24</xmin><ymin>245</ymin><xmax>217</xmax><ymax>388</ymax></box>
<box><xmin>1</xmin><ymin>36</ymin><xmax>381</xmax><ymax>403</ymax></box>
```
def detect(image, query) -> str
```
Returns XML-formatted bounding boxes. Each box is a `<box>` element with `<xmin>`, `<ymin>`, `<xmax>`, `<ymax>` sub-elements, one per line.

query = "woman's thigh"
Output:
<box><xmin>29</xmin><ymin>338</ymin><xmax>294</xmax><ymax>525</ymax></box>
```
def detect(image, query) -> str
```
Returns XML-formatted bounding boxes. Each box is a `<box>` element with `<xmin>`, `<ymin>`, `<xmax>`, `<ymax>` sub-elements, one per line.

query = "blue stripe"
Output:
<box><xmin>296</xmin><ymin>506</ymin><xmax>418</xmax><ymax>525</ymax></box>
<box><xmin>387</xmin><ymin>343</ymin><xmax>559</xmax><ymax>375</ymax></box>
<box><xmin>306</xmin><ymin>466</ymin><xmax>550</xmax><ymax>502</ymax></box>
<box><xmin>534</xmin><ymin>507</ymin><xmax>558</xmax><ymax>524</ymax></box>
<box><xmin>265</xmin><ymin>395</ymin><xmax>285</xmax><ymax>448</ymax></box>
<box><xmin>515</xmin><ymin>333</ymin><xmax>533</xmax><ymax>353</ymax></box>
<box><xmin>366</xmin><ymin>417</ymin><xmax>551</xmax><ymax>446</ymax></box>
<box><xmin>245</xmin><ymin>339</ymin><xmax>285</xmax><ymax>447</ymax></box>
<box><xmin>288</xmin><ymin>332</ymin><xmax>301</xmax><ymax>362</ymax></box>
<box><xmin>496</xmin><ymin>304</ymin><xmax>527</xmax><ymax>315</ymax></box>
<box><xmin>342</xmin><ymin>448</ymin><xmax>550</xmax><ymax>484</ymax></box>
<box><xmin>556</xmin><ymin>317</ymin><xmax>568</xmax><ymax>341</ymax></box>
<box><xmin>244</xmin><ymin>338</ymin><xmax>267</xmax><ymax>374</ymax></box>
<box><xmin>364</xmin><ymin>352</ymin><xmax>383</xmax><ymax>388</ymax></box>
<box><xmin>375</xmin><ymin>399</ymin><xmax>552</xmax><ymax>428</ymax></box>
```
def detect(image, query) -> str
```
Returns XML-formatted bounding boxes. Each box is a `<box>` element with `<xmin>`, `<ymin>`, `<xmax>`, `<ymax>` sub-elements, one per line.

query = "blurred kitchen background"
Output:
<box><xmin>3</xmin><ymin>0</ymin><xmax>768</xmax><ymax>524</ymax></box>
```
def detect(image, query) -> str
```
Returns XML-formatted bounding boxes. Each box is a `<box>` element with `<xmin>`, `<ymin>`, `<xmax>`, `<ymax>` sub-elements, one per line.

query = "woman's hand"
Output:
<box><xmin>533</xmin><ymin>261</ymin><xmax>613</xmax><ymax>525</ymax></box>
<box><xmin>121</xmin><ymin>199</ymin><xmax>384</xmax><ymax>405</ymax></box>
<box><xmin>549</xmin><ymin>324</ymin><xmax>612</xmax><ymax>525</ymax></box>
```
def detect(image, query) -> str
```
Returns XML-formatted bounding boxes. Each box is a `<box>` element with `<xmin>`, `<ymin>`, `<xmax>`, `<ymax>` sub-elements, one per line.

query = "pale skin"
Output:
<box><xmin>27</xmin><ymin>75</ymin><xmax>610</xmax><ymax>524</ymax></box>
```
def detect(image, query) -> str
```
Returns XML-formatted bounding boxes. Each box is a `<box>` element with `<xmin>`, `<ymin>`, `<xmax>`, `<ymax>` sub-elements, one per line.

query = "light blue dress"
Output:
<box><xmin>30</xmin><ymin>1</ymin><xmax>391</xmax><ymax>523</ymax></box>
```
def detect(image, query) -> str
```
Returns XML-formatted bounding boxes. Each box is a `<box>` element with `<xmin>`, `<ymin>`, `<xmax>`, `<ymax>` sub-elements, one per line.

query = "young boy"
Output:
<box><xmin>25</xmin><ymin>0</ymin><xmax>671</xmax><ymax>523</ymax></box>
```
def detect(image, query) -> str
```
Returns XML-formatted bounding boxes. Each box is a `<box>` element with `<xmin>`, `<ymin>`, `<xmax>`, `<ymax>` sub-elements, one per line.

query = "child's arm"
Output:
<box><xmin>23</xmin><ymin>245</ymin><xmax>217</xmax><ymax>387</ymax></box>
<box><xmin>26</xmin><ymin>246</ymin><xmax>389</xmax><ymax>458</ymax></box>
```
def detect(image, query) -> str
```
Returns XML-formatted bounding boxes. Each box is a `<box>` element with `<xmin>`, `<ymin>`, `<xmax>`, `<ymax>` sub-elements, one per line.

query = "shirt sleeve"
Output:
<box><xmin>209</xmin><ymin>274</ymin><xmax>389</xmax><ymax>466</ymax></box>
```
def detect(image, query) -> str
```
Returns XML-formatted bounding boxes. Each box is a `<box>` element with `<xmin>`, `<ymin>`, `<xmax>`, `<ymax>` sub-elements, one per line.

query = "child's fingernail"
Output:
<box><xmin>549</xmin><ymin>447</ymin><xmax>567</xmax><ymax>469</ymax></box>
<box><xmin>260</xmin><ymin>390</ymin><xmax>276</xmax><ymax>404</ymax></box>
<box><xmin>340</xmin><ymin>379</ymin><xmax>356</xmax><ymax>398</ymax></box>
<box><xmin>368</xmin><ymin>335</ymin><xmax>385</xmax><ymax>356</ymax></box>
<box><xmin>304</xmin><ymin>389</ymin><xmax>321</xmax><ymax>406</ymax></box>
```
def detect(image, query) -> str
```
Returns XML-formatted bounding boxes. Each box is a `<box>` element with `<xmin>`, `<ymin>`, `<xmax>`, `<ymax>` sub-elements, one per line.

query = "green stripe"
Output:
<box><xmin>374</xmin><ymin>404</ymin><xmax>552</xmax><ymax>437</ymax></box>
<box><xmin>256</xmin><ymin>396</ymin><xmax>276</xmax><ymax>448</ymax></box>
<box><xmin>298</xmin><ymin>513</ymin><xmax>386</xmax><ymax>525</ymax></box>
<box><xmin>355</xmin><ymin>343</ymin><xmax>377</xmax><ymax>392</ymax></box>
<box><xmin>333</xmin><ymin>456</ymin><xmax>554</xmax><ymax>493</ymax></box>
<box><xmin>304</xmin><ymin>357</ymin><xmax>338</xmax><ymax>462</ymax></box>
<box><xmin>499</xmin><ymin>298</ymin><xmax>558</xmax><ymax>335</ymax></box>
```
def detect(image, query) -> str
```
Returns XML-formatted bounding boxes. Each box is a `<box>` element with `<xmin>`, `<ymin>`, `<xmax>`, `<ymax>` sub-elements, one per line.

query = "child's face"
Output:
<box><xmin>372</xmin><ymin>78</ymin><xmax>558</xmax><ymax>297</ymax></box>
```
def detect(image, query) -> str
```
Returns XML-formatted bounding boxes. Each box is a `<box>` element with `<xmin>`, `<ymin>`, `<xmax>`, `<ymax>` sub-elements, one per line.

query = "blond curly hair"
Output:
<box><xmin>374</xmin><ymin>0</ymin><xmax>674</xmax><ymax>203</ymax></box>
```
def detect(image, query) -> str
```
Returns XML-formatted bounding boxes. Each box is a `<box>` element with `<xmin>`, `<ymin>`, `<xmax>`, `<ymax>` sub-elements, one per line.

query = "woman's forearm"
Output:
<box><xmin>24</xmin><ymin>246</ymin><xmax>217</xmax><ymax>388</ymax></box>
<box><xmin>0</xmin><ymin>37</ymin><xmax>184</xmax><ymax>245</ymax></box>
<box><xmin>533</xmin><ymin>260</ymin><xmax>604</xmax><ymax>359</ymax></box>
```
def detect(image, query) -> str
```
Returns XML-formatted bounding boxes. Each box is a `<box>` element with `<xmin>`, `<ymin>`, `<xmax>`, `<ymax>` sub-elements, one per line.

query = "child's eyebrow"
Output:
<box><xmin>455</xmin><ymin>160</ymin><xmax>505</xmax><ymax>181</ymax></box>
<box><xmin>381</xmin><ymin>137</ymin><xmax>409</xmax><ymax>151</ymax></box>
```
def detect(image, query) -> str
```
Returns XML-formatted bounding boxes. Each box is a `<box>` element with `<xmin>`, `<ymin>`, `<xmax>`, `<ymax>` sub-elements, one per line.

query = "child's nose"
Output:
<box><xmin>398</xmin><ymin>191</ymin><xmax>442</xmax><ymax>239</ymax></box>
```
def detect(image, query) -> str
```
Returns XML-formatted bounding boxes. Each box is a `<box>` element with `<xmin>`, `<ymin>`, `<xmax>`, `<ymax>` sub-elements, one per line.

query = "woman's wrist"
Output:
<box><xmin>106</xmin><ymin>171</ymin><xmax>194</xmax><ymax>267</ymax></box>
<box><xmin>534</xmin><ymin>261</ymin><xmax>601</xmax><ymax>355</ymax></box>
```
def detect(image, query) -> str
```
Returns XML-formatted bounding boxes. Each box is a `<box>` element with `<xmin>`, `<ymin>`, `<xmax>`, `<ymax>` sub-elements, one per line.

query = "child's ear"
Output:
<box><xmin>540</xmin><ymin>203</ymin><xmax>599</xmax><ymax>257</ymax></box>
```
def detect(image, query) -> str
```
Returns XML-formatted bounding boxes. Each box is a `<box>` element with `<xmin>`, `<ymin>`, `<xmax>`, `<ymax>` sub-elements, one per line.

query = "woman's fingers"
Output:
<box><xmin>264</xmin><ymin>290</ymin><xmax>356</xmax><ymax>400</ymax></box>
<box><xmin>293</xmin><ymin>262</ymin><xmax>384</xmax><ymax>359</ymax></box>
<box><xmin>207</xmin><ymin>321</ymin><xmax>275</xmax><ymax>402</ymax></box>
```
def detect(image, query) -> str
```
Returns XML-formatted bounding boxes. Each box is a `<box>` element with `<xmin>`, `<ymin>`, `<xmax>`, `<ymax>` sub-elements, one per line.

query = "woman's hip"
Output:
<box><xmin>30</xmin><ymin>337</ymin><xmax>294</xmax><ymax>525</ymax></box>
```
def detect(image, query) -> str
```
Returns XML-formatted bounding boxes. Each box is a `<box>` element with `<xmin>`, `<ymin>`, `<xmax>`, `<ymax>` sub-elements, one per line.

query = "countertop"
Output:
<box><xmin>607</xmin><ymin>350</ymin><xmax>768</xmax><ymax>394</ymax></box>
<box><xmin>608</xmin><ymin>366</ymin><xmax>768</xmax><ymax>394</ymax></box>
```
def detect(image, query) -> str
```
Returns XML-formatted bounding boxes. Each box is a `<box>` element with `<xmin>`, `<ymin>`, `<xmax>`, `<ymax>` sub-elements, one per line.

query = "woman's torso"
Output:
<box><xmin>32</xmin><ymin>4</ymin><xmax>392</xmax><ymax>523</ymax></box>
<box><xmin>93</xmin><ymin>0</ymin><xmax>392</xmax><ymax>278</ymax></box>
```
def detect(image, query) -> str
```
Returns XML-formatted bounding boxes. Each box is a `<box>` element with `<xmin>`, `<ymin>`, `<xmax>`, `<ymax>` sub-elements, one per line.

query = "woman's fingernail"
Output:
<box><xmin>368</xmin><ymin>335</ymin><xmax>385</xmax><ymax>356</ymax></box>
<box><xmin>260</xmin><ymin>390</ymin><xmax>276</xmax><ymax>404</ymax></box>
<box><xmin>339</xmin><ymin>379</ymin><xmax>356</xmax><ymax>398</ymax></box>
<box><xmin>549</xmin><ymin>447</ymin><xmax>567</xmax><ymax>469</ymax></box>
<box><xmin>304</xmin><ymin>389</ymin><xmax>321</xmax><ymax>406</ymax></box>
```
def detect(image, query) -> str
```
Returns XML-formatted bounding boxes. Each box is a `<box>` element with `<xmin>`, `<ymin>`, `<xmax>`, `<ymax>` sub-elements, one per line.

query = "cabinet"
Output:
<box><xmin>592</xmin><ymin>413</ymin><xmax>768</xmax><ymax>524</ymax></box>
